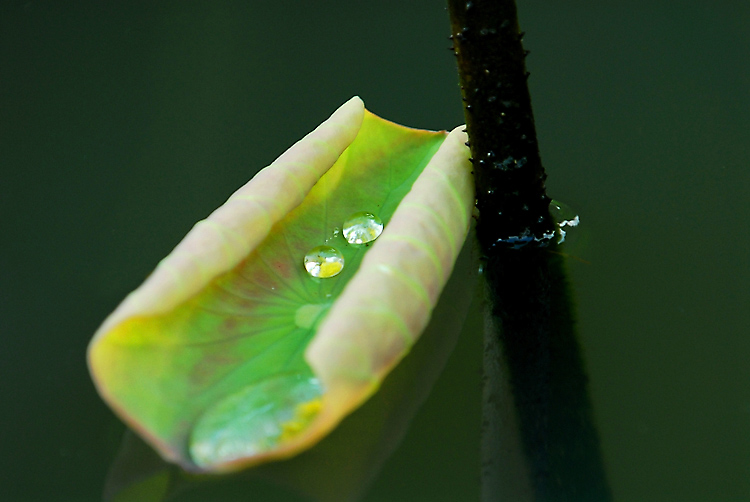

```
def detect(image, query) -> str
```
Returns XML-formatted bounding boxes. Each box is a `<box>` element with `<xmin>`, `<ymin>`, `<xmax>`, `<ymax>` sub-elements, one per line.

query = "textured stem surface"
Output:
<box><xmin>448</xmin><ymin>0</ymin><xmax>554</xmax><ymax>251</ymax></box>
<box><xmin>446</xmin><ymin>2</ymin><xmax>612</xmax><ymax>500</ymax></box>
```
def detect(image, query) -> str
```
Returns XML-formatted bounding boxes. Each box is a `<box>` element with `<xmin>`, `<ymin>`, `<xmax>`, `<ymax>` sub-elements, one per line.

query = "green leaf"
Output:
<box><xmin>88</xmin><ymin>97</ymin><xmax>474</xmax><ymax>472</ymax></box>
<box><xmin>102</xmin><ymin>244</ymin><xmax>478</xmax><ymax>501</ymax></box>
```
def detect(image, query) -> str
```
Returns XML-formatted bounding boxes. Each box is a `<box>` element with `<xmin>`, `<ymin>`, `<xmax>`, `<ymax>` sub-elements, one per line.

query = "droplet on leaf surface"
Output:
<box><xmin>304</xmin><ymin>245</ymin><xmax>344</xmax><ymax>278</ymax></box>
<box><xmin>342</xmin><ymin>212</ymin><xmax>383</xmax><ymax>244</ymax></box>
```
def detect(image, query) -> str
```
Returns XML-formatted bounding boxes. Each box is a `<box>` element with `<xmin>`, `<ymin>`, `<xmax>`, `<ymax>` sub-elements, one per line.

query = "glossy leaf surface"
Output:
<box><xmin>89</xmin><ymin>97</ymin><xmax>474</xmax><ymax>472</ymax></box>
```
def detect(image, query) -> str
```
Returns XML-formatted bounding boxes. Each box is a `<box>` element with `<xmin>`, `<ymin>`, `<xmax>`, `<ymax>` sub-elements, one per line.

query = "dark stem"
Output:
<box><xmin>482</xmin><ymin>250</ymin><xmax>612</xmax><ymax>501</ymax></box>
<box><xmin>448</xmin><ymin>0</ymin><xmax>555</xmax><ymax>251</ymax></box>
<box><xmin>447</xmin><ymin>1</ymin><xmax>612</xmax><ymax>500</ymax></box>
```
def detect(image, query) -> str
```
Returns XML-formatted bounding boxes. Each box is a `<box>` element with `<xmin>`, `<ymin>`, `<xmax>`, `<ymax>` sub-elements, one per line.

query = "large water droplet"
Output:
<box><xmin>342</xmin><ymin>212</ymin><xmax>383</xmax><ymax>245</ymax></box>
<box><xmin>304</xmin><ymin>245</ymin><xmax>344</xmax><ymax>278</ymax></box>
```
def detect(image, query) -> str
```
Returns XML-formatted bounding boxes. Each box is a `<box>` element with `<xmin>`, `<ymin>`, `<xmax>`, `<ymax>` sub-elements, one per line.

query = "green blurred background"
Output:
<box><xmin>2</xmin><ymin>1</ymin><xmax>748</xmax><ymax>500</ymax></box>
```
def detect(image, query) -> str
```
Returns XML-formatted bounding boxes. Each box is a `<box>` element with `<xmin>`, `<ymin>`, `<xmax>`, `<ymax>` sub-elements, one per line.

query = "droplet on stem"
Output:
<box><xmin>549</xmin><ymin>199</ymin><xmax>580</xmax><ymax>244</ymax></box>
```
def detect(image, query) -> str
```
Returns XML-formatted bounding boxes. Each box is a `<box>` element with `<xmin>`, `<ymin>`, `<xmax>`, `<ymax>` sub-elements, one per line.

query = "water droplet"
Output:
<box><xmin>324</xmin><ymin>226</ymin><xmax>341</xmax><ymax>244</ymax></box>
<box><xmin>304</xmin><ymin>245</ymin><xmax>344</xmax><ymax>278</ymax></box>
<box><xmin>342</xmin><ymin>212</ymin><xmax>383</xmax><ymax>245</ymax></box>
<box><xmin>549</xmin><ymin>199</ymin><xmax>580</xmax><ymax>244</ymax></box>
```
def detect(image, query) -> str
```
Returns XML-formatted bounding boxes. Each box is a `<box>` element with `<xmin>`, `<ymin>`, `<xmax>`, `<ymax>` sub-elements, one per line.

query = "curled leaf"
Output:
<box><xmin>89</xmin><ymin>97</ymin><xmax>474</xmax><ymax>472</ymax></box>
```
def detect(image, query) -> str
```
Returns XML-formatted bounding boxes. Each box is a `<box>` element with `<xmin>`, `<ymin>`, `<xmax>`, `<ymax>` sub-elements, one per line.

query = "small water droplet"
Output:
<box><xmin>324</xmin><ymin>226</ymin><xmax>341</xmax><ymax>244</ymax></box>
<box><xmin>549</xmin><ymin>199</ymin><xmax>580</xmax><ymax>243</ymax></box>
<box><xmin>343</xmin><ymin>212</ymin><xmax>383</xmax><ymax>245</ymax></box>
<box><xmin>549</xmin><ymin>200</ymin><xmax>579</xmax><ymax>228</ymax></box>
<box><xmin>304</xmin><ymin>245</ymin><xmax>344</xmax><ymax>278</ymax></box>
